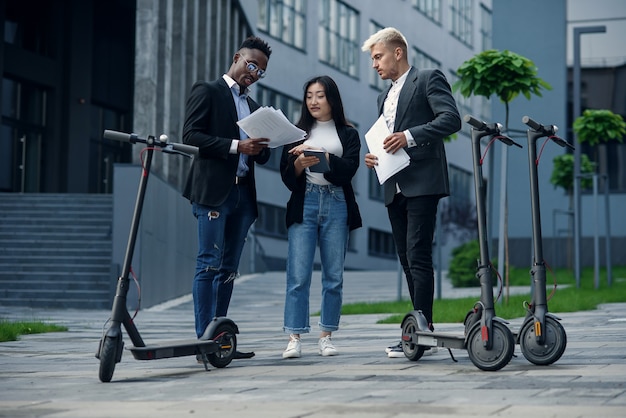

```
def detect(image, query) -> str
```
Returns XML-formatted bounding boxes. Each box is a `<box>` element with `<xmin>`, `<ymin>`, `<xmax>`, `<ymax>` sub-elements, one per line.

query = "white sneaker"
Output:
<box><xmin>385</xmin><ymin>341</ymin><xmax>401</xmax><ymax>354</ymax></box>
<box><xmin>422</xmin><ymin>346</ymin><xmax>439</xmax><ymax>356</ymax></box>
<box><xmin>387</xmin><ymin>342</ymin><xmax>438</xmax><ymax>358</ymax></box>
<box><xmin>318</xmin><ymin>336</ymin><xmax>338</xmax><ymax>356</ymax></box>
<box><xmin>282</xmin><ymin>334</ymin><xmax>301</xmax><ymax>359</ymax></box>
<box><xmin>387</xmin><ymin>344</ymin><xmax>405</xmax><ymax>358</ymax></box>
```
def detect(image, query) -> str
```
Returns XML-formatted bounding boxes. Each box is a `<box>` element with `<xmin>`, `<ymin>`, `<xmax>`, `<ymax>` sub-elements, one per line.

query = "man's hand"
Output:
<box><xmin>364</xmin><ymin>153</ymin><xmax>378</xmax><ymax>169</ymax></box>
<box><xmin>238</xmin><ymin>138</ymin><xmax>269</xmax><ymax>155</ymax></box>
<box><xmin>383</xmin><ymin>132</ymin><xmax>407</xmax><ymax>154</ymax></box>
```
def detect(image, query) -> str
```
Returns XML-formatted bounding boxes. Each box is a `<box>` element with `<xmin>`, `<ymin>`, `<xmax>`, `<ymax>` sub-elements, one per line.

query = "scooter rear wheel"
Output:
<box><xmin>401</xmin><ymin>314</ymin><xmax>426</xmax><ymax>361</ymax></box>
<box><xmin>466</xmin><ymin>321</ymin><xmax>514</xmax><ymax>371</ymax></box>
<box><xmin>207</xmin><ymin>322</ymin><xmax>237</xmax><ymax>368</ymax></box>
<box><xmin>519</xmin><ymin>316</ymin><xmax>567</xmax><ymax>365</ymax></box>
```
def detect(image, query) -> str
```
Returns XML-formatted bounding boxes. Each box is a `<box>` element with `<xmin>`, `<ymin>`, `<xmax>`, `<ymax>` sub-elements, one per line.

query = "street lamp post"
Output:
<box><xmin>572</xmin><ymin>25</ymin><xmax>606</xmax><ymax>288</ymax></box>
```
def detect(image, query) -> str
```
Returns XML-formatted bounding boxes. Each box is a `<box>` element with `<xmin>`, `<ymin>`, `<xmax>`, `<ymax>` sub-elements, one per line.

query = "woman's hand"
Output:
<box><xmin>288</xmin><ymin>143</ymin><xmax>314</xmax><ymax>156</ymax></box>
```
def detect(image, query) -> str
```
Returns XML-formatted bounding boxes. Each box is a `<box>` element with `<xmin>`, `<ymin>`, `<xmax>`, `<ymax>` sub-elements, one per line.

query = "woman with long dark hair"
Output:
<box><xmin>280</xmin><ymin>76</ymin><xmax>362</xmax><ymax>358</ymax></box>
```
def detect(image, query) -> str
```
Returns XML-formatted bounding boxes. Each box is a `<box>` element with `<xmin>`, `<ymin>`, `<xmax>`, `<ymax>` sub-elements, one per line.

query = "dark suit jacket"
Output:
<box><xmin>377</xmin><ymin>67</ymin><xmax>461</xmax><ymax>206</ymax></box>
<box><xmin>182</xmin><ymin>78</ymin><xmax>270</xmax><ymax>213</ymax></box>
<box><xmin>280</xmin><ymin>124</ymin><xmax>362</xmax><ymax>231</ymax></box>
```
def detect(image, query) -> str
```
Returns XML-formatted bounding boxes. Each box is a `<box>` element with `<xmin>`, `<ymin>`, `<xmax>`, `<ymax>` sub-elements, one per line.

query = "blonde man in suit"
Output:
<box><xmin>362</xmin><ymin>27</ymin><xmax>461</xmax><ymax>358</ymax></box>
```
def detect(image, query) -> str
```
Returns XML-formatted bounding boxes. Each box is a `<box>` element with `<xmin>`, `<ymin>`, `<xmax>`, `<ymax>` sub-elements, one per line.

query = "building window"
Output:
<box><xmin>450</xmin><ymin>0</ymin><xmax>473</xmax><ymax>47</ymax></box>
<box><xmin>256</xmin><ymin>85</ymin><xmax>302</xmax><ymax>170</ymax></box>
<box><xmin>256</xmin><ymin>202</ymin><xmax>288</xmax><ymax>239</ymax></box>
<box><xmin>480</xmin><ymin>3</ymin><xmax>492</xmax><ymax>51</ymax></box>
<box><xmin>448</xmin><ymin>164</ymin><xmax>472</xmax><ymax>210</ymax></box>
<box><xmin>441</xmin><ymin>164</ymin><xmax>477</xmax><ymax>240</ymax></box>
<box><xmin>412</xmin><ymin>0</ymin><xmax>441</xmax><ymax>24</ymax></box>
<box><xmin>319</xmin><ymin>0</ymin><xmax>359</xmax><ymax>77</ymax></box>
<box><xmin>368</xmin><ymin>169</ymin><xmax>384</xmax><ymax>202</ymax></box>
<box><xmin>1</xmin><ymin>78</ymin><xmax>47</xmax><ymax>192</ymax></box>
<box><xmin>368</xmin><ymin>228</ymin><xmax>396</xmax><ymax>259</ymax></box>
<box><xmin>258</xmin><ymin>0</ymin><xmax>307</xmax><ymax>50</ymax></box>
<box><xmin>448</xmin><ymin>72</ymin><xmax>471</xmax><ymax>127</ymax></box>
<box><xmin>367</xmin><ymin>20</ymin><xmax>387</xmax><ymax>91</ymax></box>
<box><xmin>3</xmin><ymin>0</ymin><xmax>56</xmax><ymax>58</ymax></box>
<box><xmin>412</xmin><ymin>47</ymin><xmax>441</xmax><ymax>70</ymax></box>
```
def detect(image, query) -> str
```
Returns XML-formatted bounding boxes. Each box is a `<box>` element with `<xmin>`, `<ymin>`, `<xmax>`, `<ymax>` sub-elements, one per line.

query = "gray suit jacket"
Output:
<box><xmin>377</xmin><ymin>67</ymin><xmax>461</xmax><ymax>206</ymax></box>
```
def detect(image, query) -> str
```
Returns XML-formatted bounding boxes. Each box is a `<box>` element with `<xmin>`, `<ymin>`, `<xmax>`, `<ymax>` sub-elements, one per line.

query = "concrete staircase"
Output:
<box><xmin>0</xmin><ymin>193</ymin><xmax>114</xmax><ymax>309</ymax></box>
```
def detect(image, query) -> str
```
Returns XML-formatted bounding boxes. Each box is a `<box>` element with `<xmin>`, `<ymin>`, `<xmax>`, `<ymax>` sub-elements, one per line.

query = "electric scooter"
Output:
<box><xmin>516</xmin><ymin>116</ymin><xmax>569</xmax><ymax>365</ymax></box>
<box><xmin>95</xmin><ymin>130</ymin><xmax>239</xmax><ymax>383</ymax></box>
<box><xmin>400</xmin><ymin>115</ymin><xmax>521</xmax><ymax>371</ymax></box>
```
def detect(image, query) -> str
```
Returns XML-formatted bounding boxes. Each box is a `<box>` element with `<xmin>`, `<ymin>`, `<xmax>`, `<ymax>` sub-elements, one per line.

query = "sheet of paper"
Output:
<box><xmin>365</xmin><ymin>115</ymin><xmax>410</xmax><ymax>185</ymax></box>
<box><xmin>237</xmin><ymin>106</ymin><xmax>306</xmax><ymax>148</ymax></box>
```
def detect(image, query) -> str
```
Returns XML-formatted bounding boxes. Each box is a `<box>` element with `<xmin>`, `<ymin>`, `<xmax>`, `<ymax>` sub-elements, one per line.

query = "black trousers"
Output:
<box><xmin>387</xmin><ymin>193</ymin><xmax>440</xmax><ymax>325</ymax></box>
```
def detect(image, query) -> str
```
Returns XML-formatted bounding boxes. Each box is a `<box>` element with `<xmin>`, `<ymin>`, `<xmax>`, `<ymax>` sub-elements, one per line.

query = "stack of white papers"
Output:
<box><xmin>365</xmin><ymin>115</ymin><xmax>410</xmax><ymax>185</ymax></box>
<box><xmin>237</xmin><ymin>106</ymin><xmax>306</xmax><ymax>148</ymax></box>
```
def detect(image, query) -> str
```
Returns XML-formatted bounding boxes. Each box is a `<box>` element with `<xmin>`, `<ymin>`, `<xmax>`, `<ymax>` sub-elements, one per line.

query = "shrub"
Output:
<box><xmin>448</xmin><ymin>239</ymin><xmax>497</xmax><ymax>288</ymax></box>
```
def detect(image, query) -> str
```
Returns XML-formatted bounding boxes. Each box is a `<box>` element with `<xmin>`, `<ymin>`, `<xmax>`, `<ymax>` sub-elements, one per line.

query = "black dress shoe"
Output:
<box><xmin>234</xmin><ymin>350</ymin><xmax>255</xmax><ymax>359</ymax></box>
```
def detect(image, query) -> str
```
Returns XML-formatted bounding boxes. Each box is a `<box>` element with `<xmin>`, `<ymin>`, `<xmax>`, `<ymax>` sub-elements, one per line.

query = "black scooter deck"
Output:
<box><xmin>128</xmin><ymin>339</ymin><xmax>219</xmax><ymax>360</ymax></box>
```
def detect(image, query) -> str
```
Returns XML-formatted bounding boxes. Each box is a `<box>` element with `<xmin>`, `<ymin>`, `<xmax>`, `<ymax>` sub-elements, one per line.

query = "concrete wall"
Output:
<box><xmin>112</xmin><ymin>163</ymin><xmax>197</xmax><ymax>309</ymax></box>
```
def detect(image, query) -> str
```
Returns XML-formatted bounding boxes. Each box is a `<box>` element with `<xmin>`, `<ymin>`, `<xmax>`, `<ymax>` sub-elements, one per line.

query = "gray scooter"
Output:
<box><xmin>515</xmin><ymin>116</ymin><xmax>569</xmax><ymax>365</ymax></box>
<box><xmin>399</xmin><ymin>115</ymin><xmax>521</xmax><ymax>371</ymax></box>
<box><xmin>95</xmin><ymin>130</ymin><xmax>239</xmax><ymax>382</ymax></box>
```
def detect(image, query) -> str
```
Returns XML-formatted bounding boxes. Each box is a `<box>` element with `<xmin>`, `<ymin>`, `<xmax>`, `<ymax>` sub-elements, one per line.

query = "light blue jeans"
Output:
<box><xmin>284</xmin><ymin>182</ymin><xmax>349</xmax><ymax>334</ymax></box>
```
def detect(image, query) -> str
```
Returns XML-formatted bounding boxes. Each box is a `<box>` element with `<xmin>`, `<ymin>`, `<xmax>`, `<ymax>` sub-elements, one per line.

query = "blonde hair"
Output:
<box><xmin>361</xmin><ymin>27</ymin><xmax>408</xmax><ymax>55</ymax></box>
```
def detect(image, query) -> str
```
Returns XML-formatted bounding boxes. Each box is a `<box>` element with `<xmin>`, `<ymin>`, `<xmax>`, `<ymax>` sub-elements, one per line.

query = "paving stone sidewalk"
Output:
<box><xmin>1</xmin><ymin>271</ymin><xmax>625</xmax><ymax>418</ymax></box>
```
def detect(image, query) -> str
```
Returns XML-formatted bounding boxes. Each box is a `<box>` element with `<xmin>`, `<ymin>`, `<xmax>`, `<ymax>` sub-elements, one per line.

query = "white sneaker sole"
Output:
<box><xmin>282</xmin><ymin>351</ymin><xmax>301</xmax><ymax>359</ymax></box>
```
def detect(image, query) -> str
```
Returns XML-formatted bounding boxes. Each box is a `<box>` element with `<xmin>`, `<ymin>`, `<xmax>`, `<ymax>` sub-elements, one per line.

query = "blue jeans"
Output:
<box><xmin>284</xmin><ymin>183</ymin><xmax>349</xmax><ymax>334</ymax></box>
<box><xmin>192</xmin><ymin>185</ymin><xmax>255</xmax><ymax>338</ymax></box>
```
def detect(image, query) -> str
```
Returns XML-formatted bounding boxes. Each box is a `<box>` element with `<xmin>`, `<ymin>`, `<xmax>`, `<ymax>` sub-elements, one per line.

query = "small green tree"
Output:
<box><xmin>573</xmin><ymin>109</ymin><xmax>626</xmax><ymax>146</ymax></box>
<box><xmin>455</xmin><ymin>49</ymin><xmax>551</xmax><ymax>127</ymax></box>
<box><xmin>550</xmin><ymin>153</ymin><xmax>595</xmax><ymax>271</ymax></box>
<box><xmin>551</xmin><ymin>153</ymin><xmax>594</xmax><ymax>193</ymax></box>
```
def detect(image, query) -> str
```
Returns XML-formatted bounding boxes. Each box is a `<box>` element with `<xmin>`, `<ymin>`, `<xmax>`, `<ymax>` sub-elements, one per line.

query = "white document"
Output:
<box><xmin>365</xmin><ymin>115</ymin><xmax>410</xmax><ymax>185</ymax></box>
<box><xmin>237</xmin><ymin>106</ymin><xmax>306</xmax><ymax>148</ymax></box>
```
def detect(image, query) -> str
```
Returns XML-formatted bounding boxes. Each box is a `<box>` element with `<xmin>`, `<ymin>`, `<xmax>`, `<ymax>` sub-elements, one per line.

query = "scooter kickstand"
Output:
<box><xmin>198</xmin><ymin>352</ymin><xmax>210</xmax><ymax>372</ymax></box>
<box><xmin>446</xmin><ymin>347</ymin><xmax>458</xmax><ymax>363</ymax></box>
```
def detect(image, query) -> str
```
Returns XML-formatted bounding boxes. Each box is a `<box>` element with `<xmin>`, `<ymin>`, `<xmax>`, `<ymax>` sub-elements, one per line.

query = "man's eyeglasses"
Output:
<box><xmin>241</xmin><ymin>56</ymin><xmax>266</xmax><ymax>79</ymax></box>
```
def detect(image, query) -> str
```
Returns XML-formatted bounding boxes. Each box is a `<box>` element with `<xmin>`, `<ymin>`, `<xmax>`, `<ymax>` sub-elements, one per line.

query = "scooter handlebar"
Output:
<box><xmin>522</xmin><ymin>115</ymin><xmax>543</xmax><ymax>131</ymax></box>
<box><xmin>103</xmin><ymin>130</ymin><xmax>198</xmax><ymax>156</ymax></box>
<box><xmin>463</xmin><ymin>114</ymin><xmax>487</xmax><ymax>130</ymax></box>
<box><xmin>164</xmin><ymin>142</ymin><xmax>199</xmax><ymax>156</ymax></box>
<box><xmin>103</xmin><ymin>129</ymin><xmax>138</xmax><ymax>144</ymax></box>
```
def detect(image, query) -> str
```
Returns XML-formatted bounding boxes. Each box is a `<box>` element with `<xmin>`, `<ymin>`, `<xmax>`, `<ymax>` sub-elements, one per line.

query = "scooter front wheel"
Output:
<box><xmin>98</xmin><ymin>336</ymin><xmax>122</xmax><ymax>382</ymax></box>
<box><xmin>466</xmin><ymin>321</ymin><xmax>514</xmax><ymax>371</ymax></box>
<box><xmin>519</xmin><ymin>315</ymin><xmax>567</xmax><ymax>365</ymax></box>
<box><xmin>208</xmin><ymin>322</ymin><xmax>237</xmax><ymax>368</ymax></box>
<box><xmin>401</xmin><ymin>314</ymin><xmax>426</xmax><ymax>361</ymax></box>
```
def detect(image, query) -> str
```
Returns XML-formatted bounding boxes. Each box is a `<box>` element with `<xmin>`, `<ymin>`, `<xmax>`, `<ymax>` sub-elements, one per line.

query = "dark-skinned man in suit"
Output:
<box><xmin>362</xmin><ymin>27</ymin><xmax>461</xmax><ymax>358</ymax></box>
<box><xmin>182</xmin><ymin>36</ymin><xmax>272</xmax><ymax>359</ymax></box>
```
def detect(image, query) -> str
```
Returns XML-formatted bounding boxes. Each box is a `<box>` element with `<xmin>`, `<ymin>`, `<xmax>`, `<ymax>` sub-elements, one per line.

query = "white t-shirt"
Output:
<box><xmin>303</xmin><ymin>119</ymin><xmax>343</xmax><ymax>185</ymax></box>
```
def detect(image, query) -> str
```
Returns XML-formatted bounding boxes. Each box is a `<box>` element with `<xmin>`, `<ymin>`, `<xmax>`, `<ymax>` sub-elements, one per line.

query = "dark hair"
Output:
<box><xmin>239</xmin><ymin>36</ymin><xmax>272</xmax><ymax>58</ymax></box>
<box><xmin>296</xmin><ymin>75</ymin><xmax>350</xmax><ymax>133</ymax></box>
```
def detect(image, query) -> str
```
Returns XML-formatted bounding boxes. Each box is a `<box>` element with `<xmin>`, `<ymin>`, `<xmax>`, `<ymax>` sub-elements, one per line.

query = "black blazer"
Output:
<box><xmin>280</xmin><ymin>124</ymin><xmax>362</xmax><ymax>231</ymax></box>
<box><xmin>377</xmin><ymin>67</ymin><xmax>461</xmax><ymax>206</ymax></box>
<box><xmin>182</xmin><ymin>78</ymin><xmax>270</xmax><ymax>213</ymax></box>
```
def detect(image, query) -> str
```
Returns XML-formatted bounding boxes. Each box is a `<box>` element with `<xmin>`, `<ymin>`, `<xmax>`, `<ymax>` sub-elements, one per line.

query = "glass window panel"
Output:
<box><xmin>318</xmin><ymin>0</ymin><xmax>359</xmax><ymax>76</ymax></box>
<box><xmin>2</xmin><ymin>78</ymin><xmax>18</xmax><ymax>118</ymax></box>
